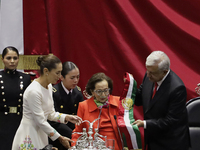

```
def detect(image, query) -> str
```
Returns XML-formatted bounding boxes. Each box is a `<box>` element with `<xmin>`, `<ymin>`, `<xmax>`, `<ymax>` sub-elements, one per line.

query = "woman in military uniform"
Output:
<box><xmin>49</xmin><ymin>61</ymin><xmax>84</xmax><ymax>150</ymax></box>
<box><xmin>0</xmin><ymin>46</ymin><xmax>31</xmax><ymax>150</ymax></box>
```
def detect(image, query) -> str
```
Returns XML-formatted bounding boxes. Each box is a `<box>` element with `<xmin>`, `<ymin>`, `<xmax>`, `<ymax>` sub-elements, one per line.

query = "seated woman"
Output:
<box><xmin>71</xmin><ymin>72</ymin><xmax>122</xmax><ymax>150</ymax></box>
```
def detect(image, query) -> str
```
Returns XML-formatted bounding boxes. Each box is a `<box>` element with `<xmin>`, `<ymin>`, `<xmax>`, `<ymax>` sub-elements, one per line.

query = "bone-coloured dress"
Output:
<box><xmin>12</xmin><ymin>80</ymin><xmax>67</xmax><ymax>150</ymax></box>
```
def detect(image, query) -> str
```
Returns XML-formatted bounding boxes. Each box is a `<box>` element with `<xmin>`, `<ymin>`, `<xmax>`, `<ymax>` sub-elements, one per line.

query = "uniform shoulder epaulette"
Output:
<box><xmin>77</xmin><ymin>86</ymin><xmax>81</xmax><ymax>91</ymax></box>
<box><xmin>22</xmin><ymin>72</ymin><xmax>28</xmax><ymax>74</ymax></box>
<box><xmin>23</xmin><ymin>71</ymin><xmax>36</xmax><ymax>76</ymax></box>
<box><xmin>52</xmin><ymin>87</ymin><xmax>57</xmax><ymax>93</ymax></box>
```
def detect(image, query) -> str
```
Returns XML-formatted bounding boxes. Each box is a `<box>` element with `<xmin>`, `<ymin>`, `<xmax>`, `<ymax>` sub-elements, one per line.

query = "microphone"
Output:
<box><xmin>114</xmin><ymin>115</ymin><xmax>124</xmax><ymax>150</ymax></box>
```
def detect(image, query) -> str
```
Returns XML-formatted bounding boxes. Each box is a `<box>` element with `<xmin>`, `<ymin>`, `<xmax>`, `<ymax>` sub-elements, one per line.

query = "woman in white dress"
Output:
<box><xmin>12</xmin><ymin>55</ymin><xmax>82</xmax><ymax>150</ymax></box>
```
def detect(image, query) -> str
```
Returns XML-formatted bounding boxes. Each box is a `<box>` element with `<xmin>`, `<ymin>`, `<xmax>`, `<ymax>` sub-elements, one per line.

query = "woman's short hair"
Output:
<box><xmin>146</xmin><ymin>51</ymin><xmax>170</xmax><ymax>71</ymax></box>
<box><xmin>86</xmin><ymin>72</ymin><xmax>113</xmax><ymax>95</ymax></box>
<box><xmin>2</xmin><ymin>46</ymin><xmax>19</xmax><ymax>58</ymax></box>
<box><xmin>61</xmin><ymin>61</ymin><xmax>78</xmax><ymax>77</ymax></box>
<box><xmin>36</xmin><ymin>54</ymin><xmax>61</xmax><ymax>75</ymax></box>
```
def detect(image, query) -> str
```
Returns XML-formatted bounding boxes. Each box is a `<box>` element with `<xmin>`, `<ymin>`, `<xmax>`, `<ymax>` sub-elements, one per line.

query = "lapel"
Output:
<box><xmin>58</xmin><ymin>83</ymin><xmax>68</xmax><ymax>98</ymax></box>
<box><xmin>109</xmin><ymin>95</ymin><xmax>118</xmax><ymax>121</ymax></box>
<box><xmin>143</xmin><ymin>81</ymin><xmax>154</xmax><ymax>113</ymax></box>
<box><xmin>88</xmin><ymin>97</ymin><xmax>99</xmax><ymax>113</ymax></box>
<box><xmin>145</xmin><ymin>71</ymin><xmax>171</xmax><ymax>114</ymax></box>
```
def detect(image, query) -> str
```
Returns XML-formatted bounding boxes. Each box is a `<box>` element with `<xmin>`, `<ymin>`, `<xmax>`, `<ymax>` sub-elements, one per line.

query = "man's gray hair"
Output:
<box><xmin>146</xmin><ymin>51</ymin><xmax>170</xmax><ymax>71</ymax></box>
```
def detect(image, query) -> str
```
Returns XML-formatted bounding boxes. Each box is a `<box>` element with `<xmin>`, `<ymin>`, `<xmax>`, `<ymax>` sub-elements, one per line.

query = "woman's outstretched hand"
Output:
<box><xmin>59</xmin><ymin>136</ymin><xmax>74</xmax><ymax>148</ymax></box>
<box><xmin>65</xmin><ymin>115</ymin><xmax>82</xmax><ymax>125</ymax></box>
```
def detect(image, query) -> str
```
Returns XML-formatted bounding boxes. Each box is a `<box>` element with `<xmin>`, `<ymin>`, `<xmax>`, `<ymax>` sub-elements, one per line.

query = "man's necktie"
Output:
<box><xmin>152</xmin><ymin>82</ymin><xmax>158</xmax><ymax>99</ymax></box>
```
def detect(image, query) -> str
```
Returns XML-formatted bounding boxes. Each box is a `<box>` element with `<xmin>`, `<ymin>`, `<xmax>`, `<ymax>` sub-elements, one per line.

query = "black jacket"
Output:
<box><xmin>49</xmin><ymin>82</ymin><xmax>84</xmax><ymax>150</ymax></box>
<box><xmin>135</xmin><ymin>70</ymin><xmax>190</xmax><ymax>150</ymax></box>
<box><xmin>0</xmin><ymin>70</ymin><xmax>31</xmax><ymax>150</ymax></box>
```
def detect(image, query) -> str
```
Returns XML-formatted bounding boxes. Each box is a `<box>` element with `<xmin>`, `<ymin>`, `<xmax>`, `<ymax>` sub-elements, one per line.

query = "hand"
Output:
<box><xmin>52</xmin><ymin>147</ymin><xmax>58</xmax><ymax>150</ymax></box>
<box><xmin>58</xmin><ymin>136</ymin><xmax>74</xmax><ymax>149</ymax></box>
<box><xmin>132</xmin><ymin>119</ymin><xmax>144</xmax><ymax>127</ymax></box>
<box><xmin>65</xmin><ymin>115</ymin><xmax>82</xmax><ymax>125</ymax></box>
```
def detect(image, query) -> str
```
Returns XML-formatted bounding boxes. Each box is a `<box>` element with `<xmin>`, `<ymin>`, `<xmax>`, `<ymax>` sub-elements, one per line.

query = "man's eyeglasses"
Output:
<box><xmin>94</xmin><ymin>88</ymin><xmax>110</xmax><ymax>96</ymax></box>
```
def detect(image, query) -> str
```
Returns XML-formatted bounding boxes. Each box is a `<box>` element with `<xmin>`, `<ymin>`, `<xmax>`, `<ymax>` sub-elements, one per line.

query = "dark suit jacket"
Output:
<box><xmin>49</xmin><ymin>82</ymin><xmax>84</xmax><ymax>150</ymax></box>
<box><xmin>135</xmin><ymin>70</ymin><xmax>190</xmax><ymax>150</ymax></box>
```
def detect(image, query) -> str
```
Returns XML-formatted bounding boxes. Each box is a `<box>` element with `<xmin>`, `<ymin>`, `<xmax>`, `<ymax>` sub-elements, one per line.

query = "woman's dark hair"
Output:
<box><xmin>36</xmin><ymin>54</ymin><xmax>61</xmax><ymax>75</ymax></box>
<box><xmin>86</xmin><ymin>72</ymin><xmax>113</xmax><ymax>95</ymax></box>
<box><xmin>2</xmin><ymin>46</ymin><xmax>19</xmax><ymax>58</ymax></box>
<box><xmin>61</xmin><ymin>61</ymin><xmax>79</xmax><ymax>77</ymax></box>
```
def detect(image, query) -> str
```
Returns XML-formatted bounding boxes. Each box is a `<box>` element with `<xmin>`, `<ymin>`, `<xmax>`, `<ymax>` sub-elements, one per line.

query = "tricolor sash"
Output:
<box><xmin>118</xmin><ymin>72</ymin><xmax>142</xmax><ymax>150</ymax></box>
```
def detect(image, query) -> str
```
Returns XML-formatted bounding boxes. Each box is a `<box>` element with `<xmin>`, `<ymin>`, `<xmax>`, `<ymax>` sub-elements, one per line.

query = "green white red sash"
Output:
<box><xmin>118</xmin><ymin>72</ymin><xmax>142</xmax><ymax>150</ymax></box>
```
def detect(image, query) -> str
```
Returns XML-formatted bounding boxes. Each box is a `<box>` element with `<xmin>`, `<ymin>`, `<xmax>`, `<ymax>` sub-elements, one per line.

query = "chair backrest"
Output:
<box><xmin>186</xmin><ymin>97</ymin><xmax>200</xmax><ymax>126</ymax></box>
<box><xmin>186</xmin><ymin>97</ymin><xmax>200</xmax><ymax>150</ymax></box>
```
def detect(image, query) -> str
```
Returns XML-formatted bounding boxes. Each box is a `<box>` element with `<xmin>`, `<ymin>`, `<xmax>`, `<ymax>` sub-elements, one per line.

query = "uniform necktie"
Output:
<box><xmin>152</xmin><ymin>82</ymin><xmax>158</xmax><ymax>99</ymax></box>
<box><xmin>68</xmin><ymin>91</ymin><xmax>71</xmax><ymax>99</ymax></box>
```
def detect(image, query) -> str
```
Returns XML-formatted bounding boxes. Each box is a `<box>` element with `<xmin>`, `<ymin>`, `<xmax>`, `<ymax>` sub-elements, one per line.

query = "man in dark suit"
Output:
<box><xmin>49</xmin><ymin>61</ymin><xmax>84</xmax><ymax>150</ymax></box>
<box><xmin>133</xmin><ymin>51</ymin><xmax>190</xmax><ymax>150</ymax></box>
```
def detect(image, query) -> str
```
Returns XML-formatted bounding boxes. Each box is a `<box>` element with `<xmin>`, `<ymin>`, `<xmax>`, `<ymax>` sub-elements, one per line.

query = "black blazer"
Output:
<box><xmin>135</xmin><ymin>70</ymin><xmax>190</xmax><ymax>150</ymax></box>
<box><xmin>49</xmin><ymin>82</ymin><xmax>84</xmax><ymax>150</ymax></box>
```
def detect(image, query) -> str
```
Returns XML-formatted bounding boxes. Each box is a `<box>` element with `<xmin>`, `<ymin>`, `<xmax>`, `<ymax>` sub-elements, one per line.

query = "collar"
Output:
<box><xmin>88</xmin><ymin>95</ymin><xmax>118</xmax><ymax>113</ymax></box>
<box><xmin>61</xmin><ymin>81</ymin><xmax>73</xmax><ymax>94</ymax></box>
<box><xmin>157</xmin><ymin>69</ymin><xmax>170</xmax><ymax>89</ymax></box>
<box><xmin>94</xmin><ymin>96</ymin><xmax>110</xmax><ymax>109</ymax></box>
<box><xmin>4</xmin><ymin>68</ymin><xmax>17</xmax><ymax>74</ymax></box>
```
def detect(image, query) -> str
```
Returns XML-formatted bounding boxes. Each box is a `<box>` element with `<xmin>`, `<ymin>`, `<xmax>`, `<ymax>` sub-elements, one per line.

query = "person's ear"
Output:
<box><xmin>43</xmin><ymin>68</ymin><xmax>49</xmax><ymax>76</ymax></box>
<box><xmin>91</xmin><ymin>90</ymin><xmax>95</xmax><ymax>96</ymax></box>
<box><xmin>60</xmin><ymin>75</ymin><xmax>65</xmax><ymax>81</ymax></box>
<box><xmin>164</xmin><ymin>70</ymin><xmax>168</xmax><ymax>74</ymax></box>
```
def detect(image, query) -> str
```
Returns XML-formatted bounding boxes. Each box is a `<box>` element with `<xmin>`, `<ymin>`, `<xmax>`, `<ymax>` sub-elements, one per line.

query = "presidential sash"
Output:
<box><xmin>118</xmin><ymin>72</ymin><xmax>142</xmax><ymax>150</ymax></box>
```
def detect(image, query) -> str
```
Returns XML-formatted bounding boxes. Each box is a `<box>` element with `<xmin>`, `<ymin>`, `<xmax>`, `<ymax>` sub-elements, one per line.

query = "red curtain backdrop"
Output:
<box><xmin>23</xmin><ymin>0</ymin><xmax>200</xmax><ymax>148</ymax></box>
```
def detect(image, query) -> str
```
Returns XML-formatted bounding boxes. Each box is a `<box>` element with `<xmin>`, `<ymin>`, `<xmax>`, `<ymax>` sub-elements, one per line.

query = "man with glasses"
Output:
<box><xmin>133</xmin><ymin>51</ymin><xmax>190</xmax><ymax>150</ymax></box>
